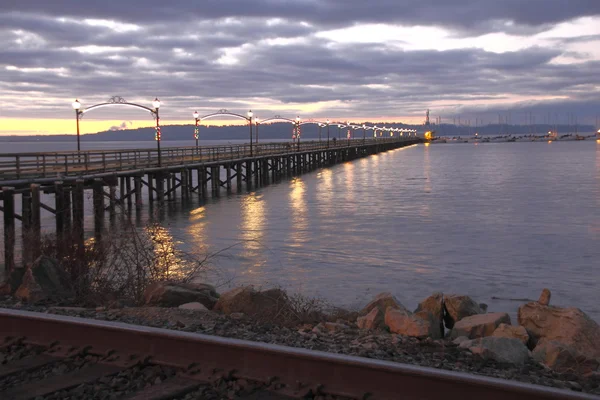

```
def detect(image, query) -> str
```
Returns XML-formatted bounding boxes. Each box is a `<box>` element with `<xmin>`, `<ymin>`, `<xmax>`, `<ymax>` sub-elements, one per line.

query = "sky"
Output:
<box><xmin>1</xmin><ymin>0</ymin><xmax>600</xmax><ymax>135</ymax></box>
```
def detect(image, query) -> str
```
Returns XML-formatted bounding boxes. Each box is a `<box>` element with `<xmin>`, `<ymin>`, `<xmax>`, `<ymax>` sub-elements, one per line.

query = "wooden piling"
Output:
<box><xmin>93</xmin><ymin>178</ymin><xmax>104</xmax><ymax>238</ymax></box>
<box><xmin>236</xmin><ymin>163</ymin><xmax>243</xmax><ymax>192</ymax></box>
<box><xmin>226</xmin><ymin>164</ymin><xmax>232</xmax><ymax>192</ymax></box>
<box><xmin>134</xmin><ymin>176</ymin><xmax>142</xmax><ymax>208</ymax></box>
<box><xmin>30</xmin><ymin>184</ymin><xmax>41</xmax><ymax>262</ymax></box>
<box><xmin>55</xmin><ymin>181</ymin><xmax>66</xmax><ymax>240</ymax></box>
<box><xmin>2</xmin><ymin>187</ymin><xmax>15</xmax><ymax>273</ymax></box>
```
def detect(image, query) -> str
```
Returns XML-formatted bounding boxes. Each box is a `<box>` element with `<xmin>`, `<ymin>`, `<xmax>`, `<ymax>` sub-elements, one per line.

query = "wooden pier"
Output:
<box><xmin>0</xmin><ymin>137</ymin><xmax>421</xmax><ymax>272</ymax></box>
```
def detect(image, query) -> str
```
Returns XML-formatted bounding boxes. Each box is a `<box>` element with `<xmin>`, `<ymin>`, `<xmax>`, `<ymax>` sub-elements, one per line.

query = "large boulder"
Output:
<box><xmin>465</xmin><ymin>337</ymin><xmax>530</xmax><ymax>366</ymax></box>
<box><xmin>518</xmin><ymin>302</ymin><xmax>600</xmax><ymax>359</ymax></box>
<box><xmin>144</xmin><ymin>282</ymin><xmax>219</xmax><ymax>309</ymax></box>
<box><xmin>213</xmin><ymin>286</ymin><xmax>289</xmax><ymax>319</ymax></box>
<box><xmin>443</xmin><ymin>294</ymin><xmax>482</xmax><ymax>329</ymax></box>
<box><xmin>15</xmin><ymin>256</ymin><xmax>74</xmax><ymax>303</ymax></box>
<box><xmin>492</xmin><ymin>323</ymin><xmax>530</xmax><ymax>346</ymax></box>
<box><xmin>451</xmin><ymin>312</ymin><xmax>511</xmax><ymax>339</ymax></box>
<box><xmin>532</xmin><ymin>340</ymin><xmax>599</xmax><ymax>375</ymax></box>
<box><xmin>414</xmin><ymin>292</ymin><xmax>444</xmax><ymax>338</ymax></box>
<box><xmin>385</xmin><ymin>307</ymin><xmax>441</xmax><ymax>339</ymax></box>
<box><xmin>360</xmin><ymin>292</ymin><xmax>407</xmax><ymax>316</ymax></box>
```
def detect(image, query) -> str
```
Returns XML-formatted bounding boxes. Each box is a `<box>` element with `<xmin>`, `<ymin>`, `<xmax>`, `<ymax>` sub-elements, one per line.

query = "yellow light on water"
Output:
<box><xmin>424</xmin><ymin>142</ymin><xmax>430</xmax><ymax>147</ymax></box>
<box><xmin>548</xmin><ymin>140</ymin><xmax>552</xmax><ymax>143</ymax></box>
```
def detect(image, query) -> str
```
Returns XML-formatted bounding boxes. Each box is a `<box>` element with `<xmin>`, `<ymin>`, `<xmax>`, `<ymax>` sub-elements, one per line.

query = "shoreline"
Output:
<box><xmin>1</xmin><ymin>285</ymin><xmax>599</xmax><ymax>396</ymax></box>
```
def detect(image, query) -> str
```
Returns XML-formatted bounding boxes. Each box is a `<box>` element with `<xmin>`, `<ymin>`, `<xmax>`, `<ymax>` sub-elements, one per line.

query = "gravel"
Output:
<box><xmin>1</xmin><ymin>297</ymin><xmax>599</xmax><ymax>396</ymax></box>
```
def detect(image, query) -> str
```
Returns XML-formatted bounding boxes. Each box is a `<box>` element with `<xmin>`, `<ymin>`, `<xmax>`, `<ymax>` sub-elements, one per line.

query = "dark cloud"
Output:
<box><xmin>1</xmin><ymin>1</ymin><xmax>600</xmax><ymax>125</ymax></box>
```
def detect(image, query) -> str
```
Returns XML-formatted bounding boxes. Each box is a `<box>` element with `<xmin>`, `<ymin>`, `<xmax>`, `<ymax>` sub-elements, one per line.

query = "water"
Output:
<box><xmin>1</xmin><ymin>140</ymin><xmax>599</xmax><ymax>322</ymax></box>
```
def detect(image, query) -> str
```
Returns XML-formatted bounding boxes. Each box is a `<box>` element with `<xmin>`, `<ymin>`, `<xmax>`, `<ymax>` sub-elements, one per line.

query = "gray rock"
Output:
<box><xmin>15</xmin><ymin>256</ymin><xmax>74</xmax><ymax>303</ymax></box>
<box><xmin>467</xmin><ymin>337</ymin><xmax>530</xmax><ymax>365</ymax></box>
<box><xmin>213</xmin><ymin>286</ymin><xmax>289</xmax><ymax>320</ymax></box>
<box><xmin>144</xmin><ymin>282</ymin><xmax>219</xmax><ymax>309</ymax></box>
<box><xmin>178</xmin><ymin>302</ymin><xmax>209</xmax><ymax>311</ymax></box>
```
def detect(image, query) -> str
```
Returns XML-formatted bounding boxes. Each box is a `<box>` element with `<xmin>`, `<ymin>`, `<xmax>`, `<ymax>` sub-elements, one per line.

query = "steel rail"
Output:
<box><xmin>0</xmin><ymin>309</ymin><xmax>594</xmax><ymax>400</ymax></box>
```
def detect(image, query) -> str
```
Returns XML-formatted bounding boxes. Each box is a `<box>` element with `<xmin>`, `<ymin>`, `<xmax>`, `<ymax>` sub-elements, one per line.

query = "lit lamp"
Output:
<box><xmin>296</xmin><ymin>116</ymin><xmax>301</xmax><ymax>151</ymax></box>
<box><xmin>248</xmin><ymin>110</ymin><xmax>253</xmax><ymax>156</ymax></box>
<box><xmin>193</xmin><ymin>111</ymin><xmax>200</xmax><ymax>150</ymax></box>
<box><xmin>72</xmin><ymin>99</ymin><xmax>83</xmax><ymax>152</ymax></box>
<box><xmin>152</xmin><ymin>98</ymin><xmax>162</xmax><ymax>166</ymax></box>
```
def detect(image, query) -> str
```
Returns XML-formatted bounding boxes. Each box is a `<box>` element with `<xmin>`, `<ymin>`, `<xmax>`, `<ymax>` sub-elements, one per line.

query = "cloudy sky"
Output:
<box><xmin>1</xmin><ymin>0</ymin><xmax>600</xmax><ymax>135</ymax></box>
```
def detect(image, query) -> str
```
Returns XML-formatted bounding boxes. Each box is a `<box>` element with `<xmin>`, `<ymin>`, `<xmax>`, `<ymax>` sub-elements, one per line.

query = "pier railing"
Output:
<box><xmin>0</xmin><ymin>138</ymin><xmax>410</xmax><ymax>183</ymax></box>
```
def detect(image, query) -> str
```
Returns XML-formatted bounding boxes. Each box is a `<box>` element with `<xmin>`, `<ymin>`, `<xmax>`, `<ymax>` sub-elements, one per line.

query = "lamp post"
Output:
<box><xmin>296</xmin><ymin>116</ymin><xmax>301</xmax><ymax>151</ymax></box>
<box><xmin>152</xmin><ymin>98</ymin><xmax>161</xmax><ymax>166</ymax></box>
<box><xmin>326</xmin><ymin>119</ymin><xmax>330</xmax><ymax>148</ymax></box>
<box><xmin>193</xmin><ymin>110</ymin><xmax>200</xmax><ymax>151</ymax></box>
<box><xmin>72</xmin><ymin>99</ymin><xmax>83</xmax><ymax>152</ymax></box>
<box><xmin>362</xmin><ymin>124</ymin><xmax>366</xmax><ymax>143</ymax></box>
<box><xmin>255</xmin><ymin>117</ymin><xmax>260</xmax><ymax>145</ymax></box>
<box><xmin>346</xmin><ymin>122</ymin><xmax>351</xmax><ymax>146</ymax></box>
<box><xmin>318</xmin><ymin>124</ymin><xmax>322</xmax><ymax>142</ymax></box>
<box><xmin>248</xmin><ymin>110</ymin><xmax>253</xmax><ymax>156</ymax></box>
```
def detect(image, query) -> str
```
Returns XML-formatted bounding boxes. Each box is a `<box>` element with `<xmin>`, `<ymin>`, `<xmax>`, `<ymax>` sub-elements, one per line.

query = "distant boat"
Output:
<box><xmin>575</xmin><ymin>135</ymin><xmax>586</xmax><ymax>141</ymax></box>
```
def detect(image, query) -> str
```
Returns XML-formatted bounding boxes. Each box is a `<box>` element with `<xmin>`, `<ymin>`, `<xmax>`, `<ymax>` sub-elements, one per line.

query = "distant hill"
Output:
<box><xmin>0</xmin><ymin>122</ymin><xmax>594</xmax><ymax>142</ymax></box>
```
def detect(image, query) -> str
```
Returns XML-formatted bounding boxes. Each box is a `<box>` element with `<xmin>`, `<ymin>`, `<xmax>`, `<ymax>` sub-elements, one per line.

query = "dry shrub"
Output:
<box><xmin>32</xmin><ymin>219</ymin><xmax>217</xmax><ymax>306</ymax></box>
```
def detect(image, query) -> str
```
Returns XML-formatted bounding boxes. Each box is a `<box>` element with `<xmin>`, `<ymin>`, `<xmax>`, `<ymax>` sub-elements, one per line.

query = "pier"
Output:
<box><xmin>0</xmin><ymin>137</ymin><xmax>421</xmax><ymax>272</ymax></box>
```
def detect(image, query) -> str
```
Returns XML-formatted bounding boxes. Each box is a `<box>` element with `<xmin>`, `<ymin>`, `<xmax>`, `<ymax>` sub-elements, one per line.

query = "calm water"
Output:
<box><xmin>2</xmin><ymin>141</ymin><xmax>599</xmax><ymax>321</ymax></box>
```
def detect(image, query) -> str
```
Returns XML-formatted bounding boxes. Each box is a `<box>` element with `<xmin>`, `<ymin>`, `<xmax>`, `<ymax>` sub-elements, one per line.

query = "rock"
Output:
<box><xmin>479</xmin><ymin>303</ymin><xmax>488</xmax><ymax>313</ymax></box>
<box><xmin>385</xmin><ymin>307</ymin><xmax>441</xmax><ymax>339</ymax></box>
<box><xmin>178</xmin><ymin>302</ymin><xmax>208</xmax><ymax>311</ymax></box>
<box><xmin>443</xmin><ymin>294</ymin><xmax>482</xmax><ymax>329</ymax></box>
<box><xmin>356</xmin><ymin>307</ymin><xmax>382</xmax><ymax>330</ymax></box>
<box><xmin>414</xmin><ymin>292</ymin><xmax>444</xmax><ymax>338</ymax></box>
<box><xmin>213</xmin><ymin>286</ymin><xmax>289</xmax><ymax>320</ymax></box>
<box><xmin>532</xmin><ymin>340</ymin><xmax>599</xmax><ymax>375</ymax></box>
<box><xmin>144</xmin><ymin>282</ymin><xmax>219</xmax><ymax>309</ymax></box>
<box><xmin>518</xmin><ymin>301</ymin><xmax>600</xmax><ymax>359</ymax></box>
<box><xmin>467</xmin><ymin>337</ymin><xmax>530</xmax><ymax>365</ymax></box>
<box><xmin>14</xmin><ymin>256</ymin><xmax>74</xmax><ymax>303</ymax></box>
<box><xmin>230</xmin><ymin>312</ymin><xmax>245</xmax><ymax>320</ymax></box>
<box><xmin>2</xmin><ymin>267</ymin><xmax>26</xmax><ymax>295</ymax></box>
<box><xmin>451</xmin><ymin>312</ymin><xmax>511</xmax><ymax>339</ymax></box>
<box><xmin>360</xmin><ymin>292</ymin><xmax>407</xmax><ymax>316</ymax></box>
<box><xmin>492</xmin><ymin>323</ymin><xmax>529</xmax><ymax>346</ymax></box>
<box><xmin>538</xmin><ymin>288</ymin><xmax>551</xmax><ymax>306</ymax></box>
<box><xmin>452</xmin><ymin>336</ymin><xmax>470</xmax><ymax>346</ymax></box>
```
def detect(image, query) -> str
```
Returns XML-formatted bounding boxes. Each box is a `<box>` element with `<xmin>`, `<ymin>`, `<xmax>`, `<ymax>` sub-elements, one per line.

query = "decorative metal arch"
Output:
<box><xmin>199</xmin><ymin>109</ymin><xmax>250</xmax><ymax>121</ymax></box>
<box><xmin>80</xmin><ymin>96</ymin><xmax>157</xmax><ymax>119</ymax></box>
<box><xmin>299</xmin><ymin>120</ymin><xmax>327</xmax><ymax>127</ymax></box>
<box><xmin>260</xmin><ymin>115</ymin><xmax>296</xmax><ymax>124</ymax></box>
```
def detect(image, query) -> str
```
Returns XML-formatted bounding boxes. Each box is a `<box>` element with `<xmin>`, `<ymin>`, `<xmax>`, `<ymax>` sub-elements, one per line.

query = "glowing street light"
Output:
<box><xmin>152</xmin><ymin>98</ymin><xmax>162</xmax><ymax>166</ymax></box>
<box><xmin>72</xmin><ymin>99</ymin><xmax>83</xmax><ymax>151</ymax></box>
<box><xmin>295</xmin><ymin>116</ymin><xmax>301</xmax><ymax>151</ymax></box>
<box><xmin>247</xmin><ymin>110</ymin><xmax>254</xmax><ymax>156</ymax></box>
<box><xmin>193</xmin><ymin>111</ymin><xmax>200</xmax><ymax>150</ymax></box>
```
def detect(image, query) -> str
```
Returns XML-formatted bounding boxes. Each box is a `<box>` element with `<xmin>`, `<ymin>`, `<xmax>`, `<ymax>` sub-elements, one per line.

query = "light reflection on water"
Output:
<box><xmin>1</xmin><ymin>141</ymin><xmax>599</xmax><ymax>321</ymax></box>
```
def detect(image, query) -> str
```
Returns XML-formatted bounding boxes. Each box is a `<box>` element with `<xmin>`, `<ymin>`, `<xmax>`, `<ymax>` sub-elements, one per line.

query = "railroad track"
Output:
<box><xmin>0</xmin><ymin>309</ymin><xmax>596</xmax><ymax>400</ymax></box>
